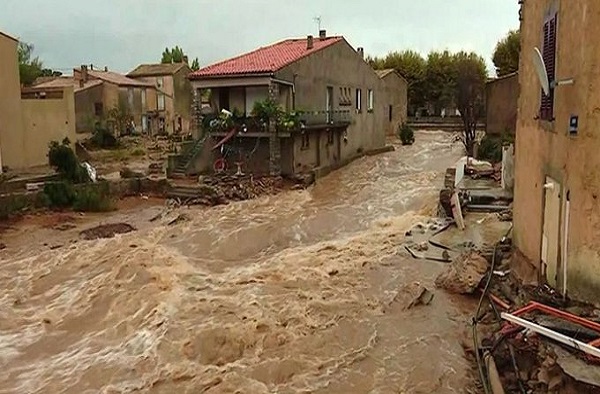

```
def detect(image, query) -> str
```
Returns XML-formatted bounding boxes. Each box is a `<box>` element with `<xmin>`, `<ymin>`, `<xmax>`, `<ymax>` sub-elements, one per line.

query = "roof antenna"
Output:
<box><xmin>313</xmin><ymin>16</ymin><xmax>322</xmax><ymax>32</ymax></box>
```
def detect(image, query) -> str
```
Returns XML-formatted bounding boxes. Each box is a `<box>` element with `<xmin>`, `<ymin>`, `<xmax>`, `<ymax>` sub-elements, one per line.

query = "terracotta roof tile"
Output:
<box><xmin>127</xmin><ymin>63</ymin><xmax>188</xmax><ymax>77</ymax></box>
<box><xmin>190</xmin><ymin>36</ymin><xmax>344</xmax><ymax>79</ymax></box>
<box><xmin>33</xmin><ymin>77</ymin><xmax>104</xmax><ymax>93</ymax></box>
<box><xmin>74</xmin><ymin>69</ymin><xmax>154</xmax><ymax>87</ymax></box>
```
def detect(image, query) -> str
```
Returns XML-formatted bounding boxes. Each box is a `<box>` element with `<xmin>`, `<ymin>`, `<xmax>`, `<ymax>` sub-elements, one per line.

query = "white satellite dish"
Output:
<box><xmin>533</xmin><ymin>47</ymin><xmax>550</xmax><ymax>96</ymax></box>
<box><xmin>533</xmin><ymin>47</ymin><xmax>574</xmax><ymax>96</ymax></box>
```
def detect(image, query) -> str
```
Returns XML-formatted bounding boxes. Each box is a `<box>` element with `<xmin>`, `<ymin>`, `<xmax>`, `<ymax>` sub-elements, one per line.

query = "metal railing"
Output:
<box><xmin>297</xmin><ymin>110</ymin><xmax>352</xmax><ymax>126</ymax></box>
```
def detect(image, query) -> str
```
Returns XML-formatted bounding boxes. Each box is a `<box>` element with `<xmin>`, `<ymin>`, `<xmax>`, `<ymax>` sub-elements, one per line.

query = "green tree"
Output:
<box><xmin>453</xmin><ymin>52</ymin><xmax>487</xmax><ymax>156</ymax></box>
<box><xmin>190</xmin><ymin>57</ymin><xmax>200</xmax><ymax>71</ymax></box>
<box><xmin>424</xmin><ymin>50</ymin><xmax>456</xmax><ymax>115</ymax></box>
<box><xmin>370</xmin><ymin>50</ymin><xmax>427</xmax><ymax>114</ymax></box>
<box><xmin>161</xmin><ymin>46</ymin><xmax>185</xmax><ymax>63</ymax></box>
<box><xmin>18</xmin><ymin>42</ymin><xmax>44</xmax><ymax>86</ymax></box>
<box><xmin>107</xmin><ymin>98</ymin><xmax>132</xmax><ymax>137</ymax></box>
<box><xmin>492</xmin><ymin>30</ymin><xmax>520</xmax><ymax>77</ymax></box>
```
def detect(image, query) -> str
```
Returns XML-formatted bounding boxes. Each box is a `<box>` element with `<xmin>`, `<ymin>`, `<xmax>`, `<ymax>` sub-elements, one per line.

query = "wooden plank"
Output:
<box><xmin>450</xmin><ymin>192</ymin><xmax>465</xmax><ymax>230</ymax></box>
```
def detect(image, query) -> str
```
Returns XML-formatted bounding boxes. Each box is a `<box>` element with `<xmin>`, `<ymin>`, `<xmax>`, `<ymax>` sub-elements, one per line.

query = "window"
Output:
<box><xmin>367</xmin><ymin>89</ymin><xmax>374</xmax><ymax>112</ymax></box>
<box><xmin>94</xmin><ymin>102</ymin><xmax>103</xmax><ymax>117</ymax></box>
<box><xmin>540</xmin><ymin>13</ymin><xmax>557</xmax><ymax>121</ymax></box>
<box><xmin>388</xmin><ymin>105</ymin><xmax>393</xmax><ymax>122</ymax></box>
<box><xmin>301</xmin><ymin>133</ymin><xmax>310</xmax><ymax>149</ymax></box>
<box><xmin>141</xmin><ymin>88</ymin><xmax>146</xmax><ymax>109</ymax></box>
<box><xmin>158</xmin><ymin>93</ymin><xmax>166</xmax><ymax>111</ymax></box>
<box><xmin>327</xmin><ymin>129</ymin><xmax>334</xmax><ymax>145</ymax></box>
<box><xmin>356</xmin><ymin>88</ymin><xmax>362</xmax><ymax>112</ymax></box>
<box><xmin>156</xmin><ymin>77</ymin><xmax>164</xmax><ymax>89</ymax></box>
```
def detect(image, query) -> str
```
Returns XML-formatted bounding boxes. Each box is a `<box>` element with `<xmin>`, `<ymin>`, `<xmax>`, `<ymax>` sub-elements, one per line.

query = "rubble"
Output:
<box><xmin>435</xmin><ymin>251</ymin><xmax>489</xmax><ymax>294</ymax></box>
<box><xmin>80</xmin><ymin>223</ymin><xmax>136</xmax><ymax>240</ymax></box>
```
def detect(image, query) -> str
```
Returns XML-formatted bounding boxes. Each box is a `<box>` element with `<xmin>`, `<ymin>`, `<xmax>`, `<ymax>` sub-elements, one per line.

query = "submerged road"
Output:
<box><xmin>0</xmin><ymin>131</ymin><xmax>475</xmax><ymax>393</ymax></box>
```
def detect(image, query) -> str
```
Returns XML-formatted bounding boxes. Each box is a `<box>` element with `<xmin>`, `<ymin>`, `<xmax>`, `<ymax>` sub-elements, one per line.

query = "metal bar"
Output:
<box><xmin>511</xmin><ymin>302</ymin><xmax>539</xmax><ymax>316</ymax></box>
<box><xmin>529</xmin><ymin>301</ymin><xmax>600</xmax><ymax>333</ymax></box>
<box><xmin>588</xmin><ymin>338</ymin><xmax>600</xmax><ymax>347</ymax></box>
<box><xmin>501</xmin><ymin>312</ymin><xmax>600</xmax><ymax>359</ymax></box>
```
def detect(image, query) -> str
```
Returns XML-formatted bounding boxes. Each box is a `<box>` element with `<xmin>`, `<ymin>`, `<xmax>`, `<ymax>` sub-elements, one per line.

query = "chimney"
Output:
<box><xmin>104</xmin><ymin>66</ymin><xmax>108</xmax><ymax>72</ymax></box>
<box><xmin>357</xmin><ymin>47</ymin><xmax>364</xmax><ymax>59</ymax></box>
<box><xmin>319</xmin><ymin>29</ymin><xmax>326</xmax><ymax>39</ymax></box>
<box><xmin>183</xmin><ymin>55</ymin><xmax>189</xmax><ymax>64</ymax></box>
<box><xmin>90</xmin><ymin>64</ymin><xmax>94</xmax><ymax>71</ymax></box>
<box><xmin>307</xmin><ymin>35</ymin><xmax>314</xmax><ymax>50</ymax></box>
<box><xmin>81</xmin><ymin>65</ymin><xmax>88</xmax><ymax>83</ymax></box>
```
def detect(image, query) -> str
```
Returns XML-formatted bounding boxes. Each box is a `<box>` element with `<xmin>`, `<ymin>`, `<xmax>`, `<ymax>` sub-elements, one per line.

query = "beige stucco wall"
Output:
<box><xmin>276</xmin><ymin>39</ymin><xmax>387</xmax><ymax>164</ymax></box>
<box><xmin>514</xmin><ymin>0</ymin><xmax>600</xmax><ymax>301</ymax></box>
<box><xmin>0</xmin><ymin>33</ymin><xmax>25</xmax><ymax>169</ymax></box>
<box><xmin>486</xmin><ymin>73</ymin><xmax>519</xmax><ymax>135</ymax></box>
<box><xmin>75</xmin><ymin>83</ymin><xmax>104</xmax><ymax>132</ymax></box>
<box><xmin>20</xmin><ymin>86</ymin><xmax>77</xmax><ymax>167</ymax></box>
<box><xmin>381</xmin><ymin>73</ymin><xmax>408</xmax><ymax>136</ymax></box>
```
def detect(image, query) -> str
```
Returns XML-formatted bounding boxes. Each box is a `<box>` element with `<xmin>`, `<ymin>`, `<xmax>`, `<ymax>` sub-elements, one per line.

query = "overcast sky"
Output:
<box><xmin>2</xmin><ymin>0</ymin><xmax>519</xmax><ymax>75</ymax></box>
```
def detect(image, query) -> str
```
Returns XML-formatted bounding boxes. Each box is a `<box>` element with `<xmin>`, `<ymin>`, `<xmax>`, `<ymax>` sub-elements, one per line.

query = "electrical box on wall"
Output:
<box><xmin>569</xmin><ymin>115</ymin><xmax>578</xmax><ymax>136</ymax></box>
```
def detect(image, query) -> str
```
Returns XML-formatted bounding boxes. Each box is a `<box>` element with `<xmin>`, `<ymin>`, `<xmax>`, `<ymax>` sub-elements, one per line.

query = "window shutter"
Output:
<box><xmin>540</xmin><ymin>15</ymin><xmax>557</xmax><ymax>121</ymax></box>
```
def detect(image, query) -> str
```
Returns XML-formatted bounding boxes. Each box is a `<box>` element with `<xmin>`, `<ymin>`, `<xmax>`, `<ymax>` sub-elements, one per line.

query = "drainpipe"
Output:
<box><xmin>562</xmin><ymin>191</ymin><xmax>570</xmax><ymax>298</ymax></box>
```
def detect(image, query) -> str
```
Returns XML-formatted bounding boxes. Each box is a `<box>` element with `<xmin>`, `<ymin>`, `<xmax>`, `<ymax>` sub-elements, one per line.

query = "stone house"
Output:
<box><xmin>127</xmin><ymin>63</ymin><xmax>193</xmax><ymax>135</ymax></box>
<box><xmin>33</xmin><ymin>66</ymin><xmax>157</xmax><ymax>135</ymax></box>
<box><xmin>183</xmin><ymin>30</ymin><xmax>390</xmax><ymax>177</ymax></box>
<box><xmin>0</xmin><ymin>30</ymin><xmax>76</xmax><ymax>170</ymax></box>
<box><xmin>513</xmin><ymin>0</ymin><xmax>600</xmax><ymax>301</ymax></box>
<box><xmin>485</xmin><ymin>72</ymin><xmax>519</xmax><ymax>135</ymax></box>
<box><xmin>376</xmin><ymin>69</ymin><xmax>408</xmax><ymax>136</ymax></box>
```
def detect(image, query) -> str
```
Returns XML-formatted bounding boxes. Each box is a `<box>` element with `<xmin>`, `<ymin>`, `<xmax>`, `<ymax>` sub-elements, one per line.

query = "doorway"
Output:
<box><xmin>542</xmin><ymin>176</ymin><xmax>561</xmax><ymax>287</ymax></box>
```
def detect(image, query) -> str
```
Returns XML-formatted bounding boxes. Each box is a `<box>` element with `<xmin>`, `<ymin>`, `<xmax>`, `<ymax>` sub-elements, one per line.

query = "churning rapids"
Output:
<box><xmin>0</xmin><ymin>131</ymin><xmax>475</xmax><ymax>394</ymax></box>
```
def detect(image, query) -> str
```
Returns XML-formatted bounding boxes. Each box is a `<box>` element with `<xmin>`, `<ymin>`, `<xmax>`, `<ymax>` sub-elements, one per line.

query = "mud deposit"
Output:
<box><xmin>0</xmin><ymin>131</ymin><xmax>475</xmax><ymax>393</ymax></box>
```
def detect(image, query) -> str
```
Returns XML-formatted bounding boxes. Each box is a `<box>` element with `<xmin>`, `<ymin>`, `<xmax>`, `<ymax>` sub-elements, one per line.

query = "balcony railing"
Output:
<box><xmin>297</xmin><ymin>110</ymin><xmax>352</xmax><ymax>126</ymax></box>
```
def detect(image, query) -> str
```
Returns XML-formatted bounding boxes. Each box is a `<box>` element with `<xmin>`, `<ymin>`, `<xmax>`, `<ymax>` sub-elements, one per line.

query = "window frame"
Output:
<box><xmin>355</xmin><ymin>88</ymin><xmax>362</xmax><ymax>113</ymax></box>
<box><xmin>539</xmin><ymin>12</ymin><xmax>558</xmax><ymax>122</ymax></box>
<box><xmin>301</xmin><ymin>133</ymin><xmax>310</xmax><ymax>150</ymax></box>
<box><xmin>367</xmin><ymin>89</ymin><xmax>374</xmax><ymax>113</ymax></box>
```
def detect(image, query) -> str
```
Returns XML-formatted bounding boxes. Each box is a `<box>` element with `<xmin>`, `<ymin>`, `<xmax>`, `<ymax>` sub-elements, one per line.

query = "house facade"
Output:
<box><xmin>486</xmin><ymin>72</ymin><xmax>519</xmax><ymax>135</ymax></box>
<box><xmin>0</xmin><ymin>30</ymin><xmax>76</xmax><ymax>170</ymax></box>
<box><xmin>376</xmin><ymin>69</ymin><xmax>408</xmax><ymax>136</ymax></box>
<box><xmin>184</xmin><ymin>31</ymin><xmax>389</xmax><ymax>177</ymax></box>
<box><xmin>127</xmin><ymin>63</ymin><xmax>193</xmax><ymax>135</ymax></box>
<box><xmin>513</xmin><ymin>0</ymin><xmax>600</xmax><ymax>301</ymax></box>
<box><xmin>33</xmin><ymin>66</ymin><xmax>157</xmax><ymax>135</ymax></box>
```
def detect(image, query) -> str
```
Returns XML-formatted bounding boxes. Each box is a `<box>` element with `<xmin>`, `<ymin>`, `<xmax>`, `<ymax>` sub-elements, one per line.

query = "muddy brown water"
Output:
<box><xmin>0</xmin><ymin>131</ymin><xmax>476</xmax><ymax>393</ymax></box>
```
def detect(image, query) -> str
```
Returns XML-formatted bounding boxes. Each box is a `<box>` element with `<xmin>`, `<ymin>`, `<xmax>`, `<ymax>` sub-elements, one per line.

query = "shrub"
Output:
<box><xmin>478</xmin><ymin>132</ymin><xmax>514</xmax><ymax>163</ymax></box>
<box><xmin>91</xmin><ymin>127</ymin><xmax>118</xmax><ymax>149</ymax></box>
<box><xmin>48</xmin><ymin>139</ymin><xmax>90</xmax><ymax>183</ymax></box>
<box><xmin>399</xmin><ymin>123</ymin><xmax>415</xmax><ymax>145</ymax></box>
<box><xmin>43</xmin><ymin>181</ymin><xmax>76</xmax><ymax>208</ymax></box>
<box><xmin>0</xmin><ymin>195</ymin><xmax>29</xmax><ymax>219</ymax></box>
<box><xmin>73</xmin><ymin>185</ymin><xmax>115</xmax><ymax>212</ymax></box>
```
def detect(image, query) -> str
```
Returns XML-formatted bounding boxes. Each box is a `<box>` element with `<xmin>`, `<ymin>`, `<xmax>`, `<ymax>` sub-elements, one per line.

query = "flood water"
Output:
<box><xmin>0</xmin><ymin>131</ymin><xmax>475</xmax><ymax>393</ymax></box>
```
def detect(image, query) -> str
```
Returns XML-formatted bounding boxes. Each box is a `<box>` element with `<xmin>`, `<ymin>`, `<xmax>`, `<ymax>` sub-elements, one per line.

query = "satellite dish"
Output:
<box><xmin>533</xmin><ymin>47</ymin><xmax>550</xmax><ymax>96</ymax></box>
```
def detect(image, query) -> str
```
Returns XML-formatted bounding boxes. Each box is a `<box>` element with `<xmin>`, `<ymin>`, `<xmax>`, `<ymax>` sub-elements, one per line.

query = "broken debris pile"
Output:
<box><xmin>435</xmin><ymin>251</ymin><xmax>489</xmax><ymax>294</ymax></box>
<box><xmin>80</xmin><ymin>223</ymin><xmax>136</xmax><ymax>240</ymax></box>
<box><xmin>168</xmin><ymin>175</ymin><xmax>288</xmax><ymax>207</ymax></box>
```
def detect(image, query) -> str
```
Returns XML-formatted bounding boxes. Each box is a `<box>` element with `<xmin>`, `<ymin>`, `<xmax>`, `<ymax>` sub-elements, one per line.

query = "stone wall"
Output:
<box><xmin>486</xmin><ymin>73</ymin><xmax>519</xmax><ymax>135</ymax></box>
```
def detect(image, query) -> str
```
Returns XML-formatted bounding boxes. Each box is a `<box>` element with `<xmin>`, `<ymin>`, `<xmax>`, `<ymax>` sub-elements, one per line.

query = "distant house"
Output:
<box><xmin>0</xmin><ymin>30</ymin><xmax>76</xmax><ymax>170</ymax></box>
<box><xmin>376</xmin><ymin>69</ymin><xmax>408</xmax><ymax>136</ymax></box>
<box><xmin>127</xmin><ymin>63</ymin><xmax>193</xmax><ymax>135</ymax></box>
<box><xmin>33</xmin><ymin>66</ymin><xmax>156</xmax><ymax>135</ymax></box>
<box><xmin>181</xmin><ymin>30</ymin><xmax>389</xmax><ymax>177</ymax></box>
<box><xmin>486</xmin><ymin>72</ymin><xmax>518</xmax><ymax>135</ymax></box>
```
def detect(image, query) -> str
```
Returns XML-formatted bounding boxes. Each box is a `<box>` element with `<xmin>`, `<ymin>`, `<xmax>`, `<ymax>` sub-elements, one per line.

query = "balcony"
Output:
<box><xmin>297</xmin><ymin>110</ymin><xmax>352</xmax><ymax>129</ymax></box>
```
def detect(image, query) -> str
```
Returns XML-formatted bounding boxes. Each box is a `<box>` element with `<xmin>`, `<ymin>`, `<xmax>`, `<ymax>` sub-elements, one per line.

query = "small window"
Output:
<box><xmin>301</xmin><ymin>133</ymin><xmax>310</xmax><ymax>149</ymax></box>
<box><xmin>388</xmin><ymin>105</ymin><xmax>393</xmax><ymax>122</ymax></box>
<box><xmin>540</xmin><ymin>13</ymin><xmax>557</xmax><ymax>121</ymax></box>
<box><xmin>367</xmin><ymin>89</ymin><xmax>374</xmax><ymax>112</ymax></box>
<box><xmin>141</xmin><ymin>88</ymin><xmax>147</xmax><ymax>109</ymax></box>
<box><xmin>94</xmin><ymin>102</ymin><xmax>103</xmax><ymax>117</ymax></box>
<box><xmin>158</xmin><ymin>93</ymin><xmax>165</xmax><ymax>111</ymax></box>
<box><xmin>157</xmin><ymin>77</ymin><xmax>164</xmax><ymax>89</ymax></box>
<box><xmin>327</xmin><ymin>129</ymin><xmax>334</xmax><ymax>145</ymax></box>
<box><xmin>356</xmin><ymin>88</ymin><xmax>362</xmax><ymax>112</ymax></box>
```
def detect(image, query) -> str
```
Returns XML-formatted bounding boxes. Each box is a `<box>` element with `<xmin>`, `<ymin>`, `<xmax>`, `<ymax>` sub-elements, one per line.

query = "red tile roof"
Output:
<box><xmin>190</xmin><ymin>36</ymin><xmax>344</xmax><ymax>79</ymax></box>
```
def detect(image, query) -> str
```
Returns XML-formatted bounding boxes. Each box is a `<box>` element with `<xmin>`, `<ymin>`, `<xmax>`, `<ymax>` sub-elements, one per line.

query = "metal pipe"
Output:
<box><xmin>562</xmin><ymin>198</ymin><xmax>570</xmax><ymax>298</ymax></box>
<box><xmin>501</xmin><ymin>312</ymin><xmax>600</xmax><ymax>359</ymax></box>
